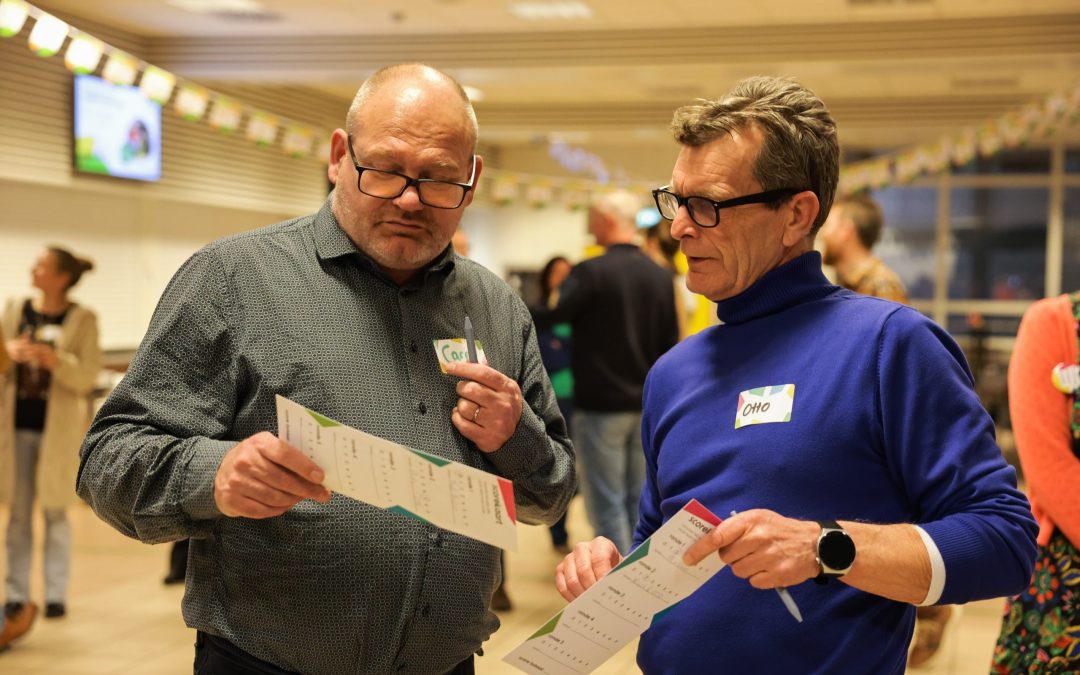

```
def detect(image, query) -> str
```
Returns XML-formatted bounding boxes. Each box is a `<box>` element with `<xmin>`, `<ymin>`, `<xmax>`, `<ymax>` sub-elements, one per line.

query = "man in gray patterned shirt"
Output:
<box><xmin>77</xmin><ymin>64</ymin><xmax>575</xmax><ymax>675</ymax></box>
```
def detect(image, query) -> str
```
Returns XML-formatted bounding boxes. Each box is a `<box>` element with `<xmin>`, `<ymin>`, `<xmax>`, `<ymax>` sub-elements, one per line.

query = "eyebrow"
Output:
<box><xmin>355</xmin><ymin>152</ymin><xmax>463</xmax><ymax>178</ymax></box>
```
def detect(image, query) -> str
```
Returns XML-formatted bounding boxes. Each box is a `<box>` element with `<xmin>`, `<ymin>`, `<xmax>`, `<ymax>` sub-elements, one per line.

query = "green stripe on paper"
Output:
<box><xmin>387</xmin><ymin>506</ymin><xmax>431</xmax><ymax>524</ymax></box>
<box><xmin>307</xmin><ymin>410</ymin><xmax>340</xmax><ymax>428</ymax></box>
<box><xmin>529</xmin><ymin>610</ymin><xmax>564</xmax><ymax>639</ymax></box>
<box><xmin>611</xmin><ymin>540</ymin><xmax>651</xmax><ymax>573</ymax></box>
<box><xmin>408</xmin><ymin>447</ymin><xmax>451</xmax><ymax>467</ymax></box>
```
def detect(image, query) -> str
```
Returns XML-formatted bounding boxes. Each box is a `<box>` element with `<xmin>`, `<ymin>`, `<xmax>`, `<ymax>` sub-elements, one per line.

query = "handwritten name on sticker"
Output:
<box><xmin>433</xmin><ymin>338</ymin><xmax>489</xmax><ymax>373</ymax></box>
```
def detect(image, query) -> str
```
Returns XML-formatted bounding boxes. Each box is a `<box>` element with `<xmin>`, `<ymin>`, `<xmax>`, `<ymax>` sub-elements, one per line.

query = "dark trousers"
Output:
<box><xmin>194</xmin><ymin>631</ymin><xmax>476</xmax><ymax>675</ymax></box>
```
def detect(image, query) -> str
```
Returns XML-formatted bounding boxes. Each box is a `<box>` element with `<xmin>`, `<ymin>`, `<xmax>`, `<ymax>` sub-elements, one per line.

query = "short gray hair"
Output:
<box><xmin>345</xmin><ymin>63</ymin><xmax>479</xmax><ymax>152</ymax></box>
<box><xmin>591</xmin><ymin>189</ymin><xmax>642</xmax><ymax>228</ymax></box>
<box><xmin>670</xmin><ymin>76</ymin><xmax>839</xmax><ymax>233</ymax></box>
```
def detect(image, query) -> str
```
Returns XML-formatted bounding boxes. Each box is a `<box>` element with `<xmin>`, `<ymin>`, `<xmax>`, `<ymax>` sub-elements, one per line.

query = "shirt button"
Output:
<box><xmin>418</xmin><ymin>402</ymin><xmax>427</xmax><ymax>415</ymax></box>
<box><xmin>410</xmin><ymin>341</ymin><xmax>418</xmax><ymax>353</ymax></box>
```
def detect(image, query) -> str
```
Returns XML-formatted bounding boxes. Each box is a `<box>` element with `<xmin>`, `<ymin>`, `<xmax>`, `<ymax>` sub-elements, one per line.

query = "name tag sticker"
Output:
<box><xmin>735</xmin><ymin>384</ymin><xmax>795</xmax><ymax>429</ymax></box>
<box><xmin>433</xmin><ymin>338</ymin><xmax>489</xmax><ymax>373</ymax></box>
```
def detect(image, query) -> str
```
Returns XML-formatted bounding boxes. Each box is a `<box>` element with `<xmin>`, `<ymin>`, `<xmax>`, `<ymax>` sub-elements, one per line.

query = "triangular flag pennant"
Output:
<box><xmin>174</xmin><ymin>83</ymin><xmax>209</xmax><ymax>122</ymax></box>
<box><xmin>246</xmin><ymin>111</ymin><xmax>279</xmax><ymax>147</ymax></box>
<box><xmin>140</xmin><ymin>66</ymin><xmax>176</xmax><ymax>104</ymax></box>
<box><xmin>0</xmin><ymin>0</ymin><xmax>30</xmax><ymax>38</ymax></box>
<box><xmin>64</xmin><ymin>33</ymin><xmax>103</xmax><ymax>74</ymax></box>
<box><xmin>102</xmin><ymin>51</ymin><xmax>138</xmax><ymax>86</ymax></box>
<box><xmin>282</xmin><ymin>124</ymin><xmax>314</xmax><ymax>158</ymax></box>
<box><xmin>28</xmin><ymin>12</ymin><xmax>67</xmax><ymax>57</ymax></box>
<box><xmin>208</xmin><ymin>96</ymin><xmax>242</xmax><ymax>133</ymax></box>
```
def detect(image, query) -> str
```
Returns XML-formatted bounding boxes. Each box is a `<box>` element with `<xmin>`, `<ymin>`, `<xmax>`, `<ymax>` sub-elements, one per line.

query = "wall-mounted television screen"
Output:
<box><xmin>73</xmin><ymin>74</ymin><xmax>162</xmax><ymax>182</ymax></box>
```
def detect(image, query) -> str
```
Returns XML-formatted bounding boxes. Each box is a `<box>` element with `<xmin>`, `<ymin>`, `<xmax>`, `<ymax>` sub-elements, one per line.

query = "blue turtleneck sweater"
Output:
<box><xmin>634</xmin><ymin>252</ymin><xmax>1036</xmax><ymax>674</ymax></box>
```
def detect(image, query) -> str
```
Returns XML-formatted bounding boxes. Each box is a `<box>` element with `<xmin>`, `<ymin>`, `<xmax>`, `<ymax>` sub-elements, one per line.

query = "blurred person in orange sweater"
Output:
<box><xmin>991</xmin><ymin>291</ymin><xmax>1080</xmax><ymax>673</ymax></box>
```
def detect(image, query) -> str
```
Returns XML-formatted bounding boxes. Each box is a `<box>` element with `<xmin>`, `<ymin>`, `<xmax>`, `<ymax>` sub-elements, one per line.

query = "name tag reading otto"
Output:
<box><xmin>734</xmin><ymin>384</ymin><xmax>795</xmax><ymax>429</ymax></box>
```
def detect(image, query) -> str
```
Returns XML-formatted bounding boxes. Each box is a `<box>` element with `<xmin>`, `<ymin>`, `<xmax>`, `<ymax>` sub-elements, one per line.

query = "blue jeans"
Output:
<box><xmin>5</xmin><ymin>430</ymin><xmax>70</xmax><ymax>605</ymax></box>
<box><xmin>572</xmin><ymin>411</ymin><xmax>645</xmax><ymax>554</ymax></box>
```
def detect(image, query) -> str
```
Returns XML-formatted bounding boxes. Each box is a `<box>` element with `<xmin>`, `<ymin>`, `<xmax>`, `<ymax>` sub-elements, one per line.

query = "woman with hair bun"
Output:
<box><xmin>1</xmin><ymin>246</ymin><xmax>101</xmax><ymax>622</ymax></box>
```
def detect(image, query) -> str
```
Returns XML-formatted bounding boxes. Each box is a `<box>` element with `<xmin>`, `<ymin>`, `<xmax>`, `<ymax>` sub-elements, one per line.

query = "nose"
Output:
<box><xmin>668</xmin><ymin>208</ymin><xmax>697</xmax><ymax>241</ymax></box>
<box><xmin>393</xmin><ymin>183</ymin><xmax>424</xmax><ymax>211</ymax></box>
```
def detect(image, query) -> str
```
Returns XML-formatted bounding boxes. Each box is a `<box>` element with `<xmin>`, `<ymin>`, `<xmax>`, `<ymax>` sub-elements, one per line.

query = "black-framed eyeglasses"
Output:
<box><xmin>346</xmin><ymin>135</ymin><xmax>477</xmax><ymax>209</ymax></box>
<box><xmin>651</xmin><ymin>186</ymin><xmax>806</xmax><ymax>228</ymax></box>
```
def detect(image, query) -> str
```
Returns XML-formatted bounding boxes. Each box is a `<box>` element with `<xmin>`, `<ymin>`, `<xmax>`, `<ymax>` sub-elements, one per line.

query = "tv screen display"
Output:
<box><xmin>73</xmin><ymin>74</ymin><xmax>162</xmax><ymax>182</ymax></box>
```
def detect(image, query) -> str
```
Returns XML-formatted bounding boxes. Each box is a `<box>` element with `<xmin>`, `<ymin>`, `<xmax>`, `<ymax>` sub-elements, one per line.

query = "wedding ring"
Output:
<box><xmin>472</xmin><ymin>406</ymin><xmax>481</xmax><ymax>423</ymax></box>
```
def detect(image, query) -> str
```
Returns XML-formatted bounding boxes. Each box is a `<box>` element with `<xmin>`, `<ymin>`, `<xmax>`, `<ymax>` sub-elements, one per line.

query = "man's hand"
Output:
<box><xmin>214</xmin><ymin>431</ymin><xmax>332</xmax><ymax>519</ymax></box>
<box><xmin>445</xmin><ymin>361</ymin><xmax>523</xmax><ymax>453</ymax></box>
<box><xmin>683</xmin><ymin>509</ymin><xmax>820</xmax><ymax>589</ymax></box>
<box><xmin>555</xmin><ymin>536</ymin><xmax>622</xmax><ymax>602</ymax></box>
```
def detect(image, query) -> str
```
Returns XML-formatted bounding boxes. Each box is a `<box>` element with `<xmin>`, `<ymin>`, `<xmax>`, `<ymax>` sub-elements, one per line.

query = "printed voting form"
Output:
<box><xmin>276</xmin><ymin>395</ymin><xmax>517</xmax><ymax>550</ymax></box>
<box><xmin>504</xmin><ymin>500</ymin><xmax>725</xmax><ymax>674</ymax></box>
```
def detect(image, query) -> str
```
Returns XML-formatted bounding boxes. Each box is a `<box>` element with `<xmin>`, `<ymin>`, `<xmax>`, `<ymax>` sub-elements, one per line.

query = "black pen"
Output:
<box><xmin>464</xmin><ymin>315</ymin><xmax>478</xmax><ymax>364</ymax></box>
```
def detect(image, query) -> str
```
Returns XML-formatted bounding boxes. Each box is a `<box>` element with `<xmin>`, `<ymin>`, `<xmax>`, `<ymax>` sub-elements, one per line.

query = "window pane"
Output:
<box><xmin>948</xmin><ymin>188</ymin><xmax>1047</xmax><ymax>300</ymax></box>
<box><xmin>870</xmin><ymin>187</ymin><xmax>938</xmax><ymax>300</ymax></box>
<box><xmin>1065</xmin><ymin>147</ymin><xmax>1080</xmax><ymax>173</ymax></box>
<box><xmin>1064</xmin><ymin>187</ymin><xmax>1080</xmax><ymax>292</ymax></box>
<box><xmin>951</xmin><ymin>148</ymin><xmax>1051</xmax><ymax>175</ymax></box>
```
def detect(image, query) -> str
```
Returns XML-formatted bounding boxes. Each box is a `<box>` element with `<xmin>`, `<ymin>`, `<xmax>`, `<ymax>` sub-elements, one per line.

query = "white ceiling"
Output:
<box><xmin>28</xmin><ymin>0</ymin><xmax>1080</xmax><ymax>177</ymax></box>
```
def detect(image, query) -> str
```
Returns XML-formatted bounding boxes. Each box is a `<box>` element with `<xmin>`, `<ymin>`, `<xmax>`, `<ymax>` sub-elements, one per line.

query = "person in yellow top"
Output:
<box><xmin>819</xmin><ymin>193</ymin><xmax>909</xmax><ymax>304</ymax></box>
<box><xmin>1</xmin><ymin>246</ymin><xmax>102</xmax><ymax>622</ymax></box>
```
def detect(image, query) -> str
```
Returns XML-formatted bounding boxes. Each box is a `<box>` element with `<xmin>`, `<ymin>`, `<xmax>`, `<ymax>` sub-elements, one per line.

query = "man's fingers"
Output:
<box><xmin>684</xmin><ymin>518</ymin><xmax>746</xmax><ymax>566</ymax></box>
<box><xmin>255</xmin><ymin>434</ymin><xmax>328</xmax><ymax>493</ymax></box>
<box><xmin>444</xmin><ymin>361</ymin><xmax>509</xmax><ymax>390</ymax></box>
<box><xmin>253</xmin><ymin>455</ymin><xmax>331</xmax><ymax>503</ymax></box>
<box><xmin>220</xmin><ymin>494</ymin><xmax>292</xmax><ymax>519</ymax></box>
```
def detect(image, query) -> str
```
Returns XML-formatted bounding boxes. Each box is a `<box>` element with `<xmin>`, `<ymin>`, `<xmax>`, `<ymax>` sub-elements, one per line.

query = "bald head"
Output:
<box><xmin>346</xmin><ymin>63</ymin><xmax>479</xmax><ymax>152</ymax></box>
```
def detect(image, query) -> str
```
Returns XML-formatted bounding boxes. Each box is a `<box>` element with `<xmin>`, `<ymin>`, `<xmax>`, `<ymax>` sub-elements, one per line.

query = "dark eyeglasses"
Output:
<box><xmin>651</xmin><ymin>186</ymin><xmax>806</xmax><ymax>228</ymax></box>
<box><xmin>346</xmin><ymin>135</ymin><xmax>476</xmax><ymax>210</ymax></box>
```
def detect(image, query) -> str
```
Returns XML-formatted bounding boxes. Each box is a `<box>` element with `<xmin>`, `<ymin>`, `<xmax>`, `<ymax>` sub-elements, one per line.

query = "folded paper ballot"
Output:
<box><xmin>504</xmin><ymin>500</ymin><xmax>725</xmax><ymax>674</ymax></box>
<box><xmin>276</xmin><ymin>395</ymin><xmax>517</xmax><ymax>550</ymax></box>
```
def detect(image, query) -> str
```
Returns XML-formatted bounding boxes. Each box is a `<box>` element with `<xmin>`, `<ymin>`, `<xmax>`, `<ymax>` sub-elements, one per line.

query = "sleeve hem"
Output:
<box><xmin>914</xmin><ymin>525</ymin><xmax>946</xmax><ymax>606</ymax></box>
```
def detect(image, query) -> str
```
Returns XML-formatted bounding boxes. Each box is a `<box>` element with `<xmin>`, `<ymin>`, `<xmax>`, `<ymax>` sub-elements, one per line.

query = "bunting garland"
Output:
<box><xmin>2</xmin><ymin>1</ymin><xmax>1077</xmax><ymax>204</ymax></box>
<box><xmin>840</xmin><ymin>81</ymin><xmax>1080</xmax><ymax>194</ymax></box>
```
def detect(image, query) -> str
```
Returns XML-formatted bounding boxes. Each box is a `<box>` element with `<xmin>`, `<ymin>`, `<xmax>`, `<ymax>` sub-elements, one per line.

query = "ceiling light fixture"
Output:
<box><xmin>508</xmin><ymin>2</ymin><xmax>593</xmax><ymax>21</ymax></box>
<box><xmin>165</xmin><ymin>0</ymin><xmax>265</xmax><ymax>13</ymax></box>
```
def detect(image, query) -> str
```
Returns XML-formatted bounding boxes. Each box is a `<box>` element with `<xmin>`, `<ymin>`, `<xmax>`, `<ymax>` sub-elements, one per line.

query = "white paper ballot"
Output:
<box><xmin>504</xmin><ymin>500</ymin><xmax>725</xmax><ymax>674</ymax></box>
<box><xmin>275</xmin><ymin>395</ymin><xmax>517</xmax><ymax>551</ymax></box>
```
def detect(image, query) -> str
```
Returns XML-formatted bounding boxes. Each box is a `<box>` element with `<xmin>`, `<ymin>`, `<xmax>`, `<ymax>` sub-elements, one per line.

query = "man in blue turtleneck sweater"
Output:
<box><xmin>554</xmin><ymin>76</ymin><xmax>1037</xmax><ymax>674</ymax></box>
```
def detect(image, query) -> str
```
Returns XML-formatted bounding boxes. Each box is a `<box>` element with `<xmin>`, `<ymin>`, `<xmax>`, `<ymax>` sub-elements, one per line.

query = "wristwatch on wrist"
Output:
<box><xmin>815</xmin><ymin>519</ymin><xmax>856</xmax><ymax>584</ymax></box>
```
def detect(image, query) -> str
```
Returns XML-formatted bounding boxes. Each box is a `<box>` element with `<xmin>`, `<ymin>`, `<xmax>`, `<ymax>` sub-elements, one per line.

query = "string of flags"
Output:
<box><xmin>839</xmin><ymin>83</ymin><xmax>1080</xmax><ymax>194</ymax></box>
<box><xmin>4</xmin><ymin>0</ymin><xmax>1079</xmax><ymax>207</ymax></box>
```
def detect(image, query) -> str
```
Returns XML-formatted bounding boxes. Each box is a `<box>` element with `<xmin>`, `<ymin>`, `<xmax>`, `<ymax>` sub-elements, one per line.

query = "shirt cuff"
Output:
<box><xmin>914</xmin><ymin>525</ymin><xmax>946</xmax><ymax>606</ymax></box>
<box><xmin>180</xmin><ymin>438</ymin><xmax>235</xmax><ymax>522</ymax></box>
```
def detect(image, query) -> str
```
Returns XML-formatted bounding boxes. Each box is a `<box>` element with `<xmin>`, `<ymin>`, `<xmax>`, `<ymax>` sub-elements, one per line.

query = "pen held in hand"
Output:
<box><xmin>729</xmin><ymin>510</ymin><xmax>803</xmax><ymax>623</ymax></box>
<box><xmin>464</xmin><ymin>315</ymin><xmax>479</xmax><ymax>364</ymax></box>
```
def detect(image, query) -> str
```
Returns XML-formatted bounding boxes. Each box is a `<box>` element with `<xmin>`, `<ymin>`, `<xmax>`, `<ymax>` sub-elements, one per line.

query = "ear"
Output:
<box><xmin>327</xmin><ymin>129</ymin><xmax>349</xmax><ymax>187</ymax></box>
<box><xmin>782</xmin><ymin>190</ymin><xmax>820</xmax><ymax>248</ymax></box>
<box><xmin>461</xmin><ymin>154</ymin><xmax>484</xmax><ymax>209</ymax></box>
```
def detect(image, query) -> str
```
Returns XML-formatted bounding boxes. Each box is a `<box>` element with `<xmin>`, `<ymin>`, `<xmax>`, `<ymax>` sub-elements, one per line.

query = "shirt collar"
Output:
<box><xmin>714</xmin><ymin>251</ymin><xmax>839</xmax><ymax>325</ymax></box>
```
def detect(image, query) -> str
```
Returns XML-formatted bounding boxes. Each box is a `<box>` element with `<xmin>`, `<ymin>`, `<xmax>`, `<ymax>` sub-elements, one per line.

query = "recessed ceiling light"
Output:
<box><xmin>165</xmin><ymin>0</ymin><xmax>265</xmax><ymax>13</ymax></box>
<box><xmin>508</xmin><ymin>2</ymin><xmax>593</xmax><ymax>20</ymax></box>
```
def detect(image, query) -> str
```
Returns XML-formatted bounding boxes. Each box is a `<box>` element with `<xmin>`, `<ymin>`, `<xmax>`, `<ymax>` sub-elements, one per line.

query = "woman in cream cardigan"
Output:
<box><xmin>1</xmin><ymin>246</ymin><xmax>101</xmax><ymax>622</ymax></box>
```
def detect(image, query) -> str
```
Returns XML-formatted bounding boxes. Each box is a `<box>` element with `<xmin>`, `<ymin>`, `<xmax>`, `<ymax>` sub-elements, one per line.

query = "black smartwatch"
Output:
<box><xmin>814</xmin><ymin>519</ymin><xmax>856</xmax><ymax>584</ymax></box>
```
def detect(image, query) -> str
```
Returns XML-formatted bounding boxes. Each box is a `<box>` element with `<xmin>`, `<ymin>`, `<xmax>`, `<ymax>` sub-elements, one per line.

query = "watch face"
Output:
<box><xmin>820</xmin><ymin>530</ymin><xmax>856</xmax><ymax>570</ymax></box>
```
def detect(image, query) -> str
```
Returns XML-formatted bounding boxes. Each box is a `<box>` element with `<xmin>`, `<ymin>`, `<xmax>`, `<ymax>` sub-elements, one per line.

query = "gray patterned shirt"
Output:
<box><xmin>77</xmin><ymin>197</ymin><xmax>575</xmax><ymax>675</ymax></box>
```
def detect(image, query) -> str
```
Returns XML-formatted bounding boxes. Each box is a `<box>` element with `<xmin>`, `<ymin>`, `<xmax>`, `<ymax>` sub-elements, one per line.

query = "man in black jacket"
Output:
<box><xmin>533</xmin><ymin>190</ymin><xmax>679</xmax><ymax>553</ymax></box>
